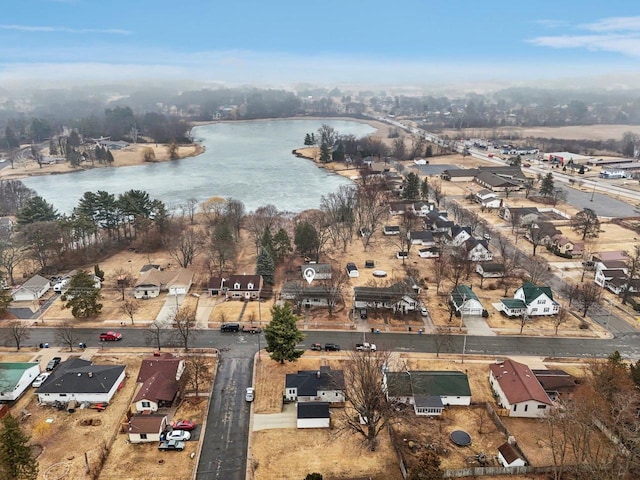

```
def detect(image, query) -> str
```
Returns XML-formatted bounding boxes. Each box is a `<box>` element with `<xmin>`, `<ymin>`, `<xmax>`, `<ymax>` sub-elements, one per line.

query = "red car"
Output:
<box><xmin>171</xmin><ymin>420</ymin><xmax>195</xmax><ymax>431</ymax></box>
<box><xmin>99</xmin><ymin>331</ymin><xmax>122</xmax><ymax>341</ymax></box>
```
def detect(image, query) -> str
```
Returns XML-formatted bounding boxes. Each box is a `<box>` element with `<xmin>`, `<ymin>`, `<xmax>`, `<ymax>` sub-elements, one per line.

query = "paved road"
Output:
<box><xmin>195</xmin><ymin>338</ymin><xmax>255</xmax><ymax>480</ymax></box>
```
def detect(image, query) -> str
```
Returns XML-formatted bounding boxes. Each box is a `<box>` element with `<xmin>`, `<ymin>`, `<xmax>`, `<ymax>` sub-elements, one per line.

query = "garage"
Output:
<box><xmin>297</xmin><ymin>402</ymin><xmax>330</xmax><ymax>429</ymax></box>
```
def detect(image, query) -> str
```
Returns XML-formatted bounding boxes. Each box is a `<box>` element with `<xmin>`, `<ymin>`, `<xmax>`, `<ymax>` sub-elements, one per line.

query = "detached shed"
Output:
<box><xmin>498</xmin><ymin>441</ymin><xmax>526</xmax><ymax>467</ymax></box>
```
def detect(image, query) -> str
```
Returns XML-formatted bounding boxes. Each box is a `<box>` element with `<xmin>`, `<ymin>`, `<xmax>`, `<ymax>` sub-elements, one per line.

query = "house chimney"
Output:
<box><xmin>316</xmin><ymin>370</ymin><xmax>321</xmax><ymax>378</ymax></box>
<box><xmin>88</xmin><ymin>372</ymin><xmax>93</xmax><ymax>378</ymax></box>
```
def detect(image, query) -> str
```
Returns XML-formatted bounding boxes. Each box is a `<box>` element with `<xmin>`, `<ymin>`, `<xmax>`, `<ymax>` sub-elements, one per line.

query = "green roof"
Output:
<box><xmin>386</xmin><ymin>371</ymin><xmax>471</xmax><ymax>397</ymax></box>
<box><xmin>0</xmin><ymin>363</ymin><xmax>39</xmax><ymax>391</ymax></box>
<box><xmin>520</xmin><ymin>282</ymin><xmax>554</xmax><ymax>304</ymax></box>
<box><xmin>451</xmin><ymin>285</ymin><xmax>479</xmax><ymax>308</ymax></box>
<box><xmin>500</xmin><ymin>299</ymin><xmax>527</xmax><ymax>310</ymax></box>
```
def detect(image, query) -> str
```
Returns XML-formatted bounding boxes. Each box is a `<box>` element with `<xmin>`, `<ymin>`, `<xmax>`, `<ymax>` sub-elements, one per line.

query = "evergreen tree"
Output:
<box><xmin>106</xmin><ymin>150</ymin><xmax>114</xmax><ymax>164</ymax></box>
<box><xmin>294</xmin><ymin>221</ymin><xmax>319</xmax><ymax>257</ymax></box>
<box><xmin>261</xmin><ymin>226</ymin><xmax>275</xmax><ymax>259</ymax></box>
<box><xmin>425</xmin><ymin>145</ymin><xmax>432</xmax><ymax>157</ymax></box>
<box><xmin>16</xmin><ymin>196</ymin><xmax>59</xmax><ymax>225</ymax></box>
<box><xmin>420</xmin><ymin>178</ymin><xmax>430</xmax><ymax>200</ymax></box>
<box><xmin>539</xmin><ymin>172</ymin><xmax>555</xmax><ymax>197</ymax></box>
<box><xmin>4</xmin><ymin>127</ymin><xmax>20</xmax><ymax>149</ymax></box>
<box><xmin>304</xmin><ymin>133</ymin><xmax>313</xmax><ymax>146</ymax></box>
<box><xmin>0</xmin><ymin>289</ymin><xmax>12</xmax><ymax>316</ymax></box>
<box><xmin>61</xmin><ymin>270</ymin><xmax>103</xmax><ymax>318</ymax></box>
<box><xmin>0</xmin><ymin>414</ymin><xmax>38</xmax><ymax>480</ymax></box>
<box><xmin>256</xmin><ymin>248</ymin><xmax>275</xmax><ymax>285</ymax></box>
<box><xmin>319</xmin><ymin>143</ymin><xmax>332</xmax><ymax>163</ymax></box>
<box><xmin>273</xmin><ymin>228</ymin><xmax>292</xmax><ymax>262</ymax></box>
<box><xmin>402</xmin><ymin>172</ymin><xmax>421</xmax><ymax>200</ymax></box>
<box><xmin>264</xmin><ymin>303</ymin><xmax>304</xmax><ymax>364</ymax></box>
<box><xmin>49</xmin><ymin>138</ymin><xmax>59</xmax><ymax>156</ymax></box>
<box><xmin>332</xmin><ymin>143</ymin><xmax>345</xmax><ymax>162</ymax></box>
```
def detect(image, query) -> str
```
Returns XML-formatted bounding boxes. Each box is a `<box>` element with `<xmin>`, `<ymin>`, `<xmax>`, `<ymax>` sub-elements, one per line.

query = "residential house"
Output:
<box><xmin>498</xmin><ymin>282</ymin><xmax>560</xmax><ymax>317</ymax></box>
<box><xmin>606</xmin><ymin>276</ymin><xmax>640</xmax><ymax>296</ymax></box>
<box><xmin>499</xmin><ymin>207</ymin><xmax>539</xmax><ymax>225</ymax></box>
<box><xmin>35</xmin><ymin>358</ymin><xmax>126</xmax><ymax>405</ymax></box>
<box><xmin>474</xmin><ymin>189</ymin><xmax>497</xmax><ymax>204</ymax></box>
<box><xmin>285</xmin><ymin>366</ymin><xmax>345</xmax><ymax>404</ymax></box>
<box><xmin>450</xmin><ymin>226</ymin><xmax>472</xmax><ymax>246</ymax></box>
<box><xmin>532</xmin><ymin>369</ymin><xmax>578</xmax><ymax>401</ymax></box>
<box><xmin>475</xmin><ymin>262</ymin><xmax>505</xmax><ymax>279</ymax></box>
<box><xmin>463</xmin><ymin>238</ymin><xmax>493</xmax><ymax>261</ymax></box>
<box><xmin>489</xmin><ymin>358</ymin><xmax>553</xmax><ymax>418</ymax></box>
<box><xmin>281</xmin><ymin>282</ymin><xmax>338</xmax><ymax>309</ymax></box>
<box><xmin>354</xmin><ymin>279</ymin><xmax>420</xmax><ymax>313</ymax></box>
<box><xmin>389</xmin><ymin>202</ymin><xmax>410</xmax><ymax>216</ymax></box>
<box><xmin>412</xmin><ymin>201</ymin><xmax>434</xmax><ymax>217</ymax></box>
<box><xmin>594</xmin><ymin>260</ymin><xmax>628</xmax><ymax>288</ymax></box>
<box><xmin>551</xmin><ymin>235</ymin><xmax>584</xmax><ymax>257</ymax></box>
<box><xmin>497</xmin><ymin>442</ymin><xmax>526</xmax><ymax>467</ymax></box>
<box><xmin>133</xmin><ymin>353</ymin><xmax>185</xmax><ymax>413</ymax></box>
<box><xmin>300</xmin><ymin>263</ymin><xmax>332</xmax><ymax>281</ymax></box>
<box><xmin>592</xmin><ymin>250</ymin><xmax>629</xmax><ymax>265</ymax></box>
<box><xmin>474</xmin><ymin>171</ymin><xmax>521</xmax><ymax>192</ymax></box>
<box><xmin>297</xmin><ymin>402</ymin><xmax>330</xmax><ymax>429</ymax></box>
<box><xmin>127</xmin><ymin>414</ymin><xmax>168</xmax><ymax>444</ymax></box>
<box><xmin>408</xmin><ymin>230</ymin><xmax>436</xmax><ymax>247</ymax></box>
<box><xmin>450</xmin><ymin>285</ymin><xmax>484</xmax><ymax>316</ymax></box>
<box><xmin>207</xmin><ymin>274</ymin><xmax>263</xmax><ymax>300</ymax></box>
<box><xmin>524</xmin><ymin>222</ymin><xmax>561</xmax><ymax>247</ymax></box>
<box><xmin>0</xmin><ymin>363</ymin><xmax>41</xmax><ymax>402</ymax></box>
<box><xmin>11</xmin><ymin>274</ymin><xmax>51</xmax><ymax>302</ymax></box>
<box><xmin>425</xmin><ymin>210</ymin><xmax>454</xmax><ymax>235</ymax></box>
<box><xmin>418</xmin><ymin>246</ymin><xmax>441</xmax><ymax>258</ymax></box>
<box><xmin>133</xmin><ymin>268</ymin><xmax>194</xmax><ymax>299</ymax></box>
<box><xmin>384</xmin><ymin>371</ymin><xmax>472</xmax><ymax>416</ymax></box>
<box><xmin>383</xmin><ymin>225</ymin><xmax>401</xmax><ymax>236</ymax></box>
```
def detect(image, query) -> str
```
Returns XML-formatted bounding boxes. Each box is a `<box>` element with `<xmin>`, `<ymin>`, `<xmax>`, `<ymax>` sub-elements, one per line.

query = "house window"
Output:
<box><xmin>234</xmin><ymin>283</ymin><xmax>240</xmax><ymax>289</ymax></box>
<box><xmin>537</xmin><ymin>299</ymin><xmax>544</xmax><ymax>304</ymax></box>
<box><xmin>543</xmin><ymin>308</ymin><xmax>550</xmax><ymax>313</ymax></box>
<box><xmin>142</xmin><ymin>401</ymin><xmax>151</xmax><ymax>408</ymax></box>
<box><xmin>537</xmin><ymin>404</ymin><xmax>547</xmax><ymax>409</ymax></box>
<box><xmin>524</xmin><ymin>405</ymin><xmax>528</xmax><ymax>412</ymax></box>
<box><xmin>248</xmin><ymin>283</ymin><xmax>254</xmax><ymax>290</ymax></box>
<box><xmin>60</xmin><ymin>393</ymin><xmax>67</xmax><ymax>397</ymax></box>
<box><xmin>140</xmin><ymin>433</ymin><xmax>147</xmax><ymax>440</ymax></box>
<box><xmin>513</xmin><ymin>404</ymin><xmax>517</xmax><ymax>412</ymax></box>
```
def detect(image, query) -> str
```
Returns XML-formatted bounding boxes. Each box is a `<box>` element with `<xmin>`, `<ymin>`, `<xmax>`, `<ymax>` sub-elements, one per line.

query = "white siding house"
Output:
<box><xmin>489</xmin><ymin>359</ymin><xmax>552</xmax><ymax>418</ymax></box>
<box><xmin>285</xmin><ymin>366</ymin><xmax>345</xmax><ymax>404</ymax></box>
<box><xmin>0</xmin><ymin>363</ymin><xmax>41</xmax><ymax>402</ymax></box>
<box><xmin>297</xmin><ymin>402</ymin><xmax>330</xmax><ymax>429</ymax></box>
<box><xmin>128</xmin><ymin>414</ymin><xmax>168</xmax><ymax>443</ymax></box>
<box><xmin>11</xmin><ymin>274</ymin><xmax>50</xmax><ymax>302</ymax></box>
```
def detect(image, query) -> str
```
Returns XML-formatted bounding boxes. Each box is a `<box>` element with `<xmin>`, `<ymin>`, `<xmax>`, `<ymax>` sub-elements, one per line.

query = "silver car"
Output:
<box><xmin>165</xmin><ymin>429</ymin><xmax>191</xmax><ymax>441</ymax></box>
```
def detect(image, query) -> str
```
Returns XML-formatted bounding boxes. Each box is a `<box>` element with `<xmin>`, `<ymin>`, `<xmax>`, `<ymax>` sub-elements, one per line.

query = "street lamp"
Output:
<box><xmin>590</xmin><ymin>181</ymin><xmax>597</xmax><ymax>202</ymax></box>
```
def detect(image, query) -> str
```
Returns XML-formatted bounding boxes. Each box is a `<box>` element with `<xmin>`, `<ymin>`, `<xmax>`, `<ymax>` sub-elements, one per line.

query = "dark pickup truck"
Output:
<box><xmin>158</xmin><ymin>439</ymin><xmax>185</xmax><ymax>451</ymax></box>
<box><xmin>324</xmin><ymin>343</ymin><xmax>341</xmax><ymax>351</ymax></box>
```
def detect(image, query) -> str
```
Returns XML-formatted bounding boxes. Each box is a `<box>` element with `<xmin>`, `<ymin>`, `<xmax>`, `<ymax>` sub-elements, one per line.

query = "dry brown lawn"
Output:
<box><xmin>250</xmin><ymin>424</ymin><xmax>402</xmax><ymax>480</ymax></box>
<box><xmin>440</xmin><ymin>124</ymin><xmax>640</xmax><ymax>142</ymax></box>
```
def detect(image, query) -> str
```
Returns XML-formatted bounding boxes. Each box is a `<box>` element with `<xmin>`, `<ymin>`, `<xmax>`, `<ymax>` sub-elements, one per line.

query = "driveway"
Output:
<box><xmin>155</xmin><ymin>294</ymin><xmax>185</xmax><ymax>326</ymax></box>
<box><xmin>252</xmin><ymin>402</ymin><xmax>297</xmax><ymax>431</ymax></box>
<box><xmin>463</xmin><ymin>314</ymin><xmax>496</xmax><ymax>336</ymax></box>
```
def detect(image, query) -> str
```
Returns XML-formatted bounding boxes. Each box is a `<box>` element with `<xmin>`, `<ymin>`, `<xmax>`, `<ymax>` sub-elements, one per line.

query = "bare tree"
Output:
<box><xmin>164</xmin><ymin>224</ymin><xmax>203</xmax><ymax>268</ymax></box>
<box><xmin>354</xmin><ymin>177</ymin><xmax>389</xmax><ymax>251</ymax></box>
<box><xmin>145</xmin><ymin>320</ymin><xmax>165</xmax><ymax>351</ymax></box>
<box><xmin>179</xmin><ymin>197</ymin><xmax>199</xmax><ymax>225</ymax></box>
<box><xmin>553</xmin><ymin>306</ymin><xmax>570</xmax><ymax>335</ymax></box>
<box><xmin>431</xmin><ymin>180</ymin><xmax>444</xmax><ymax>207</ymax></box>
<box><xmin>207</xmin><ymin>220</ymin><xmax>237</xmax><ymax>275</ymax></box>
<box><xmin>394</xmin><ymin>211</ymin><xmax>421</xmax><ymax>265</ymax></box>
<box><xmin>523</xmin><ymin>255</ymin><xmax>550</xmax><ymax>285</ymax></box>
<box><xmin>55</xmin><ymin>320</ymin><xmax>78</xmax><ymax>351</ymax></box>
<box><xmin>184</xmin><ymin>355</ymin><xmax>210</xmax><ymax>397</ymax></box>
<box><xmin>561</xmin><ymin>282</ymin><xmax>580</xmax><ymax>307</ymax></box>
<box><xmin>338</xmin><ymin>349</ymin><xmax>395</xmax><ymax>451</ymax></box>
<box><xmin>172</xmin><ymin>306</ymin><xmax>197</xmax><ymax>351</ymax></box>
<box><xmin>224</xmin><ymin>198</ymin><xmax>245</xmax><ymax>241</ymax></box>
<box><xmin>246</xmin><ymin>204</ymin><xmax>282</xmax><ymax>254</ymax></box>
<box><xmin>7</xmin><ymin>320</ymin><xmax>30</xmax><ymax>350</ymax></box>
<box><xmin>433</xmin><ymin>326</ymin><xmax>454</xmax><ymax>358</ymax></box>
<box><xmin>321</xmin><ymin>185</ymin><xmax>357</xmax><ymax>252</ymax></box>
<box><xmin>571</xmin><ymin>208</ymin><xmax>601</xmax><ymax>241</ymax></box>
<box><xmin>0</xmin><ymin>242</ymin><xmax>26</xmax><ymax>285</ymax></box>
<box><xmin>518</xmin><ymin>312</ymin><xmax>529</xmax><ymax>334</ymax></box>
<box><xmin>432</xmin><ymin>253</ymin><xmax>449</xmax><ymax>295</ymax></box>
<box><xmin>577</xmin><ymin>282</ymin><xmax>602</xmax><ymax>318</ymax></box>
<box><xmin>119</xmin><ymin>298</ymin><xmax>140</xmax><ymax>325</ymax></box>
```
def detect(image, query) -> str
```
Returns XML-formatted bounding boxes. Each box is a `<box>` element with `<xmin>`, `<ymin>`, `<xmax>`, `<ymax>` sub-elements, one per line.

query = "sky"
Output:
<box><xmin>1</xmin><ymin>0</ymin><xmax>640</xmax><ymax>90</ymax></box>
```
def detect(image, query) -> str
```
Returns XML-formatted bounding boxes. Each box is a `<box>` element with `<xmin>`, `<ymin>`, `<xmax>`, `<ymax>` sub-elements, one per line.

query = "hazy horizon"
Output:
<box><xmin>1</xmin><ymin>1</ymin><xmax>639</xmax><ymax>94</ymax></box>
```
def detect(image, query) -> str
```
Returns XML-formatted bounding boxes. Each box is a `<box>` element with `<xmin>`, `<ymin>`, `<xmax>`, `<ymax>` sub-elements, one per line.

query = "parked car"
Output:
<box><xmin>165</xmin><ymin>430</ymin><xmax>191</xmax><ymax>441</ymax></box>
<box><xmin>245</xmin><ymin>387</ymin><xmax>255</xmax><ymax>402</ymax></box>
<box><xmin>32</xmin><ymin>372</ymin><xmax>50</xmax><ymax>388</ymax></box>
<box><xmin>46</xmin><ymin>357</ymin><xmax>62</xmax><ymax>371</ymax></box>
<box><xmin>310</xmin><ymin>343</ymin><xmax>323</xmax><ymax>351</ymax></box>
<box><xmin>359</xmin><ymin>309</ymin><xmax>368</xmax><ymax>319</ymax></box>
<box><xmin>158</xmin><ymin>440</ymin><xmax>185</xmax><ymax>451</ymax></box>
<box><xmin>420</xmin><ymin>306</ymin><xmax>429</xmax><ymax>317</ymax></box>
<box><xmin>220</xmin><ymin>323</ymin><xmax>240</xmax><ymax>332</ymax></box>
<box><xmin>241</xmin><ymin>325</ymin><xmax>261</xmax><ymax>334</ymax></box>
<box><xmin>355</xmin><ymin>342</ymin><xmax>377</xmax><ymax>352</ymax></box>
<box><xmin>324</xmin><ymin>343</ymin><xmax>341</xmax><ymax>351</ymax></box>
<box><xmin>99</xmin><ymin>331</ymin><xmax>122</xmax><ymax>341</ymax></box>
<box><xmin>171</xmin><ymin>420</ymin><xmax>195</xmax><ymax>431</ymax></box>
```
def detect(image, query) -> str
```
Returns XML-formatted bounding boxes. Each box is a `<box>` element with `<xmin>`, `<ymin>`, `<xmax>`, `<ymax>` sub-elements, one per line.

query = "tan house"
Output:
<box><xmin>127</xmin><ymin>414</ymin><xmax>168</xmax><ymax>443</ymax></box>
<box><xmin>133</xmin><ymin>268</ymin><xmax>194</xmax><ymax>299</ymax></box>
<box><xmin>551</xmin><ymin>235</ymin><xmax>585</xmax><ymax>257</ymax></box>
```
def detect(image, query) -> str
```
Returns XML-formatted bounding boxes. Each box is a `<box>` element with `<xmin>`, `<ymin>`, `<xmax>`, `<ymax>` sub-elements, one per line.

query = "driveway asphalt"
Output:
<box><xmin>462</xmin><ymin>314</ymin><xmax>496</xmax><ymax>336</ymax></box>
<box><xmin>155</xmin><ymin>294</ymin><xmax>185</xmax><ymax>326</ymax></box>
<box><xmin>252</xmin><ymin>402</ymin><xmax>297</xmax><ymax>431</ymax></box>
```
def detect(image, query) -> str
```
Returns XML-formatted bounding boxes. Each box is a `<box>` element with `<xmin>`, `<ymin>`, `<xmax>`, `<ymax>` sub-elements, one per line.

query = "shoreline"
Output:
<box><xmin>0</xmin><ymin>116</ymin><xmax>389</xmax><ymax>182</ymax></box>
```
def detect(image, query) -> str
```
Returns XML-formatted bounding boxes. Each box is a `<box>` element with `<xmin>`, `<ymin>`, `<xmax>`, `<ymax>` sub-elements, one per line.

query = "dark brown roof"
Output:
<box><xmin>498</xmin><ymin>442</ymin><xmax>521</xmax><ymax>464</ymax></box>
<box><xmin>133</xmin><ymin>372</ymin><xmax>178</xmax><ymax>403</ymax></box>
<box><xmin>128</xmin><ymin>414</ymin><xmax>166</xmax><ymax>434</ymax></box>
<box><xmin>490</xmin><ymin>359</ymin><xmax>551</xmax><ymax>405</ymax></box>
<box><xmin>137</xmin><ymin>353</ymin><xmax>183</xmax><ymax>383</ymax></box>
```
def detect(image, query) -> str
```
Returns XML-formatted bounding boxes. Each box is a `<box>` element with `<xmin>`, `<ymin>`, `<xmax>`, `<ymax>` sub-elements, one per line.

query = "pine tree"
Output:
<box><xmin>402</xmin><ymin>172</ymin><xmax>421</xmax><ymax>200</ymax></box>
<box><xmin>264</xmin><ymin>303</ymin><xmax>304</xmax><ymax>364</ymax></box>
<box><xmin>304</xmin><ymin>133</ymin><xmax>313</xmax><ymax>146</ymax></box>
<box><xmin>420</xmin><ymin>178</ymin><xmax>430</xmax><ymax>200</ymax></box>
<box><xmin>61</xmin><ymin>270</ymin><xmax>103</xmax><ymax>318</ymax></box>
<box><xmin>261</xmin><ymin>227</ymin><xmax>275</xmax><ymax>260</ymax></box>
<box><xmin>273</xmin><ymin>228</ymin><xmax>292</xmax><ymax>262</ymax></box>
<box><xmin>539</xmin><ymin>172</ymin><xmax>555</xmax><ymax>197</ymax></box>
<box><xmin>0</xmin><ymin>414</ymin><xmax>38</xmax><ymax>480</ymax></box>
<box><xmin>256</xmin><ymin>248</ymin><xmax>275</xmax><ymax>285</ymax></box>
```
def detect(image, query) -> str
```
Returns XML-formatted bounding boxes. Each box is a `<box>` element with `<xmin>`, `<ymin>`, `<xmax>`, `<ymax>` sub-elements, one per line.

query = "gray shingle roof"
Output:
<box><xmin>36</xmin><ymin>358</ymin><xmax>125</xmax><ymax>394</ymax></box>
<box><xmin>297</xmin><ymin>402</ymin><xmax>330</xmax><ymax>419</ymax></box>
<box><xmin>285</xmin><ymin>366</ymin><xmax>345</xmax><ymax>395</ymax></box>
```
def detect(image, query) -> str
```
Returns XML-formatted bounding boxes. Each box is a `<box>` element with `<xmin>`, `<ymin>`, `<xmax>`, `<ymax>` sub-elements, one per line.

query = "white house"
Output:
<box><xmin>300</xmin><ymin>263</ymin><xmax>332</xmax><ymax>281</ymax></box>
<box><xmin>408</xmin><ymin>230</ymin><xmax>436</xmax><ymax>246</ymax></box>
<box><xmin>11</xmin><ymin>274</ymin><xmax>50</xmax><ymax>302</ymax></box>
<box><xmin>450</xmin><ymin>226</ymin><xmax>472</xmax><ymax>246</ymax></box>
<box><xmin>464</xmin><ymin>238</ymin><xmax>493</xmax><ymax>261</ymax></box>
<box><xmin>383</xmin><ymin>225</ymin><xmax>400</xmax><ymax>236</ymax></box>
<box><xmin>0</xmin><ymin>363</ymin><xmax>41</xmax><ymax>402</ymax></box>
<box><xmin>498</xmin><ymin>282</ymin><xmax>559</xmax><ymax>317</ymax></box>
<box><xmin>297</xmin><ymin>402</ymin><xmax>330</xmax><ymax>429</ymax></box>
<box><xmin>128</xmin><ymin>414</ymin><xmax>168</xmax><ymax>444</ymax></box>
<box><xmin>354</xmin><ymin>281</ymin><xmax>419</xmax><ymax>313</ymax></box>
<box><xmin>450</xmin><ymin>285</ymin><xmax>484</xmax><ymax>316</ymax></box>
<box><xmin>489</xmin><ymin>359</ymin><xmax>552</xmax><ymax>418</ymax></box>
<box><xmin>418</xmin><ymin>246</ymin><xmax>441</xmax><ymax>258</ymax></box>
<box><xmin>285</xmin><ymin>366</ymin><xmax>345</xmax><ymax>404</ymax></box>
<box><xmin>35</xmin><ymin>358</ymin><xmax>126</xmax><ymax>405</ymax></box>
<box><xmin>384</xmin><ymin>371</ymin><xmax>472</xmax><ymax>416</ymax></box>
<box><xmin>281</xmin><ymin>283</ymin><xmax>338</xmax><ymax>309</ymax></box>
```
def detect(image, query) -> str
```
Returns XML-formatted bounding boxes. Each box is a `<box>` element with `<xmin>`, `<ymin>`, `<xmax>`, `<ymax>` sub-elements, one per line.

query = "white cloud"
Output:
<box><xmin>581</xmin><ymin>16</ymin><xmax>640</xmax><ymax>32</ymax></box>
<box><xmin>0</xmin><ymin>24</ymin><xmax>130</xmax><ymax>35</ymax></box>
